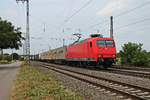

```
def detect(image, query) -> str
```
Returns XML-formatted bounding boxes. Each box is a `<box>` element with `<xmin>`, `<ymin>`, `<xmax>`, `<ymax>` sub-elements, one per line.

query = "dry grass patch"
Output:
<box><xmin>10</xmin><ymin>65</ymin><xmax>82</xmax><ymax>100</ymax></box>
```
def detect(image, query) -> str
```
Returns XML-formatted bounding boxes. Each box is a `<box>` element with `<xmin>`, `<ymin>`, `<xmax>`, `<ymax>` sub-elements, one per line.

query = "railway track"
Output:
<box><xmin>36</xmin><ymin>61</ymin><xmax>150</xmax><ymax>79</ymax></box>
<box><xmin>64</xmin><ymin>64</ymin><xmax>150</xmax><ymax>79</ymax></box>
<box><xmin>112</xmin><ymin>66</ymin><xmax>150</xmax><ymax>72</ymax></box>
<box><xmin>55</xmin><ymin>64</ymin><xmax>150</xmax><ymax>79</ymax></box>
<box><xmin>37</xmin><ymin>62</ymin><xmax>150</xmax><ymax>100</ymax></box>
<box><xmin>106</xmin><ymin>68</ymin><xmax>150</xmax><ymax>79</ymax></box>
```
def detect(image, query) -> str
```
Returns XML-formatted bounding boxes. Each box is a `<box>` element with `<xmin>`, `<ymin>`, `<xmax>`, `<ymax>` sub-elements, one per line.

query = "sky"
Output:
<box><xmin>0</xmin><ymin>0</ymin><xmax>150</xmax><ymax>54</ymax></box>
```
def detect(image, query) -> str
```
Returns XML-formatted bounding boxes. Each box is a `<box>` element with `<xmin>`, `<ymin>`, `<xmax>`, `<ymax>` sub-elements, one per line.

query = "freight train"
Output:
<box><xmin>38</xmin><ymin>34</ymin><xmax>116</xmax><ymax>68</ymax></box>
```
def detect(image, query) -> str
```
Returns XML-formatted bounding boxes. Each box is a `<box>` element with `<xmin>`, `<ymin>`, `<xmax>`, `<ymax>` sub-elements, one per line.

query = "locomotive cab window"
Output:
<box><xmin>97</xmin><ymin>40</ymin><xmax>105</xmax><ymax>47</ymax></box>
<box><xmin>97</xmin><ymin>40</ymin><xmax>114</xmax><ymax>47</ymax></box>
<box><xmin>106</xmin><ymin>40</ymin><xmax>114</xmax><ymax>47</ymax></box>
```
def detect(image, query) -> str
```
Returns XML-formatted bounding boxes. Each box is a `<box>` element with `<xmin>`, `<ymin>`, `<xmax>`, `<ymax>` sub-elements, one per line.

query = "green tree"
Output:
<box><xmin>0</xmin><ymin>18</ymin><xmax>24</xmax><ymax>56</ymax></box>
<box><xmin>119</xmin><ymin>42</ymin><xmax>149</xmax><ymax>66</ymax></box>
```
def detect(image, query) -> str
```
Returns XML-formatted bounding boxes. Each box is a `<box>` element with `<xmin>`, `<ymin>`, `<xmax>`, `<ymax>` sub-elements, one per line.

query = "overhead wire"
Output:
<box><xmin>88</xmin><ymin>1</ymin><xmax>150</xmax><ymax>29</ymax></box>
<box><xmin>115</xmin><ymin>1</ymin><xmax>150</xmax><ymax>18</ymax></box>
<box><xmin>118</xmin><ymin>25</ymin><xmax>150</xmax><ymax>34</ymax></box>
<box><xmin>65</xmin><ymin>0</ymin><xmax>93</xmax><ymax>23</ymax></box>
<box><xmin>61</xmin><ymin>0</ymin><xmax>93</xmax><ymax>25</ymax></box>
<box><xmin>115</xmin><ymin>17</ymin><xmax>150</xmax><ymax>31</ymax></box>
<box><xmin>31</xmin><ymin>36</ymin><xmax>76</xmax><ymax>41</ymax></box>
<box><xmin>87</xmin><ymin>19</ymin><xmax>109</xmax><ymax>28</ymax></box>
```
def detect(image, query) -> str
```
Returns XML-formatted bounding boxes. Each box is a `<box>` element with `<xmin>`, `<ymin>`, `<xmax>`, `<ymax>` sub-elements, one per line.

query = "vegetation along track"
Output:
<box><xmin>36</xmin><ymin>62</ymin><xmax>150</xmax><ymax>100</ymax></box>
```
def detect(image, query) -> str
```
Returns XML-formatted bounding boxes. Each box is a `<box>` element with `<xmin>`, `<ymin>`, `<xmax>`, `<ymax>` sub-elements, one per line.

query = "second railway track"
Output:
<box><xmin>36</xmin><ymin>62</ymin><xmax>150</xmax><ymax>100</ymax></box>
<box><xmin>112</xmin><ymin>66</ymin><xmax>150</xmax><ymax>72</ymax></box>
<box><xmin>105</xmin><ymin>68</ymin><xmax>150</xmax><ymax>79</ymax></box>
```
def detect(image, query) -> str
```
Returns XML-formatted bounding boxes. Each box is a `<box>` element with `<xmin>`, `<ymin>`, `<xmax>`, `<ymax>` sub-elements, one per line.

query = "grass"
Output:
<box><xmin>10</xmin><ymin>64</ymin><xmax>82</xmax><ymax>100</ymax></box>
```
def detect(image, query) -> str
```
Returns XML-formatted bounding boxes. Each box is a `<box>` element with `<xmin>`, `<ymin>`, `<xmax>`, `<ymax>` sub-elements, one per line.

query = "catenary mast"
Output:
<box><xmin>16</xmin><ymin>0</ymin><xmax>30</xmax><ymax>62</ymax></box>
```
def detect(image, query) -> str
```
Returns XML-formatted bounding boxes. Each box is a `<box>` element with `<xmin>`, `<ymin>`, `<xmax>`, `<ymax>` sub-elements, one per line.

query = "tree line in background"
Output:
<box><xmin>118</xmin><ymin>42</ymin><xmax>150</xmax><ymax>67</ymax></box>
<box><xmin>0</xmin><ymin>17</ymin><xmax>24</xmax><ymax>63</ymax></box>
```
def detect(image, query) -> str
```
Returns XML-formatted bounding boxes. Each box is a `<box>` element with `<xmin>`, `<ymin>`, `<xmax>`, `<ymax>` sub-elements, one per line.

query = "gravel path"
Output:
<box><xmin>0</xmin><ymin>61</ymin><xmax>21</xmax><ymax>100</ymax></box>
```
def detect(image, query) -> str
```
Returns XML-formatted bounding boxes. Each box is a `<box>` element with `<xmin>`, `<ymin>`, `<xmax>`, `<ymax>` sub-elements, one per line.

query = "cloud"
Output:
<box><xmin>97</xmin><ymin>0</ymin><xmax>130</xmax><ymax>16</ymax></box>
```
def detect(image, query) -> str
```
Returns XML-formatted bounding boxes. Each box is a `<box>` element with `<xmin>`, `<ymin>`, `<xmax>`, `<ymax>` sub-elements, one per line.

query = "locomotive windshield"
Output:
<box><xmin>97</xmin><ymin>40</ymin><xmax>114</xmax><ymax>47</ymax></box>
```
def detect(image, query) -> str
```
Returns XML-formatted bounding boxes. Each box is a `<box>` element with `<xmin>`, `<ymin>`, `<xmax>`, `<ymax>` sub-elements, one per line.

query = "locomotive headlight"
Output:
<box><xmin>112</xmin><ymin>55</ymin><xmax>116</xmax><ymax>57</ymax></box>
<box><xmin>98</xmin><ymin>54</ymin><xmax>102</xmax><ymax>57</ymax></box>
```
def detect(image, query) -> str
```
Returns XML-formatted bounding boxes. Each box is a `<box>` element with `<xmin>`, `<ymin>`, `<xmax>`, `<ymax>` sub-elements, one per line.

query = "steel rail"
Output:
<box><xmin>106</xmin><ymin>68</ymin><xmax>150</xmax><ymax>79</ymax></box>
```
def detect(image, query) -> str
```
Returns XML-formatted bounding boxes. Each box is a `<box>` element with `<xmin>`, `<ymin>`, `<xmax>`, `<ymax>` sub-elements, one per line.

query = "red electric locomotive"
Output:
<box><xmin>66</xmin><ymin>34</ymin><xmax>116</xmax><ymax>68</ymax></box>
<box><xmin>38</xmin><ymin>34</ymin><xmax>116</xmax><ymax>68</ymax></box>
